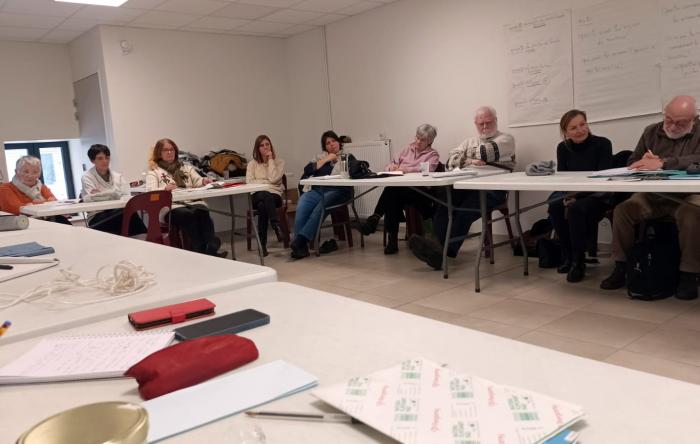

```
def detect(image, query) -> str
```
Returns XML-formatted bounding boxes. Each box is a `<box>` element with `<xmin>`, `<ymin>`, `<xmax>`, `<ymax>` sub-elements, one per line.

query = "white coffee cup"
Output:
<box><xmin>420</xmin><ymin>162</ymin><xmax>430</xmax><ymax>176</ymax></box>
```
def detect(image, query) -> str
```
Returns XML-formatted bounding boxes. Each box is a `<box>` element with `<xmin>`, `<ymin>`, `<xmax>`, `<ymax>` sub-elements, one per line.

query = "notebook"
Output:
<box><xmin>0</xmin><ymin>332</ymin><xmax>174</xmax><ymax>384</ymax></box>
<box><xmin>0</xmin><ymin>242</ymin><xmax>55</xmax><ymax>257</ymax></box>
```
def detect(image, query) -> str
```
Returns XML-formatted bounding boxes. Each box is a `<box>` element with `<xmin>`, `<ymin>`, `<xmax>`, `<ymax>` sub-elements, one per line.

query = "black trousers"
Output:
<box><xmin>373</xmin><ymin>187</ymin><xmax>434</xmax><ymax>234</ymax></box>
<box><xmin>433</xmin><ymin>189</ymin><xmax>507</xmax><ymax>258</ymax></box>
<box><xmin>169</xmin><ymin>205</ymin><xmax>217</xmax><ymax>254</ymax></box>
<box><xmin>88</xmin><ymin>209</ymin><xmax>146</xmax><ymax>236</ymax></box>
<box><xmin>548</xmin><ymin>192</ymin><xmax>610</xmax><ymax>259</ymax></box>
<box><xmin>252</xmin><ymin>191</ymin><xmax>282</xmax><ymax>245</ymax></box>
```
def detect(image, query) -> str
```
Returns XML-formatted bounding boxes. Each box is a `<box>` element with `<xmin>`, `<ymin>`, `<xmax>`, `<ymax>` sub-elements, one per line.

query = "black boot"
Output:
<box><xmin>290</xmin><ymin>237</ymin><xmax>309</xmax><ymax>260</ymax></box>
<box><xmin>600</xmin><ymin>261</ymin><xmax>626</xmax><ymax>290</ymax></box>
<box><xmin>408</xmin><ymin>235</ymin><xmax>443</xmax><ymax>270</ymax></box>
<box><xmin>567</xmin><ymin>254</ymin><xmax>586</xmax><ymax>283</ymax></box>
<box><xmin>384</xmin><ymin>231</ymin><xmax>399</xmax><ymax>255</ymax></box>
<box><xmin>271</xmin><ymin>222</ymin><xmax>283</xmax><ymax>242</ymax></box>
<box><xmin>260</xmin><ymin>240</ymin><xmax>269</xmax><ymax>257</ymax></box>
<box><xmin>359</xmin><ymin>214</ymin><xmax>380</xmax><ymax>236</ymax></box>
<box><xmin>676</xmin><ymin>272</ymin><xmax>699</xmax><ymax>300</ymax></box>
<box><xmin>557</xmin><ymin>247</ymin><xmax>572</xmax><ymax>273</ymax></box>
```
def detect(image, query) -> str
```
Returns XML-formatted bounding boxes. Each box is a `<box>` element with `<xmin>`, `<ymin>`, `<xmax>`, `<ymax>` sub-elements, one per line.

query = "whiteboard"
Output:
<box><xmin>572</xmin><ymin>0</ymin><xmax>661</xmax><ymax>121</ymax></box>
<box><xmin>506</xmin><ymin>10</ymin><xmax>573</xmax><ymax>126</ymax></box>
<box><xmin>660</xmin><ymin>0</ymin><xmax>700</xmax><ymax>102</ymax></box>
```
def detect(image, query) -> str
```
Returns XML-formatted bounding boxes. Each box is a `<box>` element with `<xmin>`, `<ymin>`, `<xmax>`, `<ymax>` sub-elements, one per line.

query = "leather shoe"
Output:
<box><xmin>408</xmin><ymin>235</ymin><xmax>443</xmax><ymax>270</ymax></box>
<box><xmin>359</xmin><ymin>214</ymin><xmax>380</xmax><ymax>236</ymax></box>
<box><xmin>290</xmin><ymin>238</ymin><xmax>310</xmax><ymax>260</ymax></box>
<box><xmin>600</xmin><ymin>262</ymin><xmax>626</xmax><ymax>290</ymax></box>
<box><xmin>318</xmin><ymin>239</ymin><xmax>338</xmax><ymax>255</ymax></box>
<box><xmin>676</xmin><ymin>272</ymin><xmax>699</xmax><ymax>300</ymax></box>
<box><xmin>566</xmin><ymin>262</ymin><xmax>585</xmax><ymax>283</ymax></box>
<box><xmin>557</xmin><ymin>258</ymin><xmax>572</xmax><ymax>274</ymax></box>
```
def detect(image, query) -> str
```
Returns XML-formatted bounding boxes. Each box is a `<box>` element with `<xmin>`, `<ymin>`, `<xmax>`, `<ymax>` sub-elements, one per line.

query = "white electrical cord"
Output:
<box><xmin>0</xmin><ymin>260</ymin><xmax>156</xmax><ymax>310</ymax></box>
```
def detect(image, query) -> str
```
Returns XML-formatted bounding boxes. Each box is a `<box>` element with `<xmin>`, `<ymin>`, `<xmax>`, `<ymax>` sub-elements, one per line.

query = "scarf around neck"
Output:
<box><xmin>12</xmin><ymin>175</ymin><xmax>44</xmax><ymax>201</ymax></box>
<box><xmin>157</xmin><ymin>159</ymin><xmax>187</xmax><ymax>188</ymax></box>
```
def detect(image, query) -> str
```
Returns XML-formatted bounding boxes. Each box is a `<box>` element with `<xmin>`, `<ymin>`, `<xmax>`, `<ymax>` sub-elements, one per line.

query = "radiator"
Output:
<box><xmin>343</xmin><ymin>140</ymin><xmax>392</xmax><ymax>219</ymax></box>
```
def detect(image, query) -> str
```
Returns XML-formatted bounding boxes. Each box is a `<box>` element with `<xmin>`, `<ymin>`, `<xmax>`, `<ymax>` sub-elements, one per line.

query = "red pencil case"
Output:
<box><xmin>128</xmin><ymin>298</ymin><xmax>216</xmax><ymax>330</ymax></box>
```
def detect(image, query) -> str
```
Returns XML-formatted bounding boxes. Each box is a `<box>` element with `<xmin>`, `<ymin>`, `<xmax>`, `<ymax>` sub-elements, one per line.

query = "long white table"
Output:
<box><xmin>19</xmin><ymin>183</ymin><xmax>269</xmax><ymax>264</ymax></box>
<box><xmin>300</xmin><ymin>169</ymin><xmax>508</xmax><ymax>278</ymax></box>
<box><xmin>0</xmin><ymin>220</ymin><xmax>276</xmax><ymax>344</ymax></box>
<box><xmin>1</xmin><ymin>282</ymin><xmax>699</xmax><ymax>443</ymax></box>
<box><xmin>454</xmin><ymin>171</ymin><xmax>700</xmax><ymax>291</ymax></box>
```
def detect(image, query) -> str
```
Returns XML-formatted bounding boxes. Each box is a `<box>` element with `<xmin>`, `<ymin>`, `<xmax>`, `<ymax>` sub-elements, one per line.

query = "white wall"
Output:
<box><xmin>318</xmin><ymin>0</ymin><xmax>664</xmax><ymax>236</ymax></box>
<box><xmin>96</xmin><ymin>26</ymin><xmax>291</xmax><ymax>183</ymax></box>
<box><xmin>284</xmin><ymin>28</ymin><xmax>332</xmax><ymax>186</ymax></box>
<box><xmin>0</xmin><ymin>41</ymin><xmax>79</xmax><ymax>180</ymax></box>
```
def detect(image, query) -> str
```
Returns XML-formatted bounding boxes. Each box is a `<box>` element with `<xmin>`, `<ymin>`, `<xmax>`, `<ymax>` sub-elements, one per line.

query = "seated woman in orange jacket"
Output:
<box><xmin>0</xmin><ymin>155</ymin><xmax>70</xmax><ymax>224</ymax></box>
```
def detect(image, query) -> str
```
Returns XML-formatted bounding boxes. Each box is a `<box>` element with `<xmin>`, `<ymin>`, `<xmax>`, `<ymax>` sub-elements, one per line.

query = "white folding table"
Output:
<box><xmin>0</xmin><ymin>225</ymin><xmax>276</xmax><ymax>344</ymax></box>
<box><xmin>300</xmin><ymin>169</ymin><xmax>507</xmax><ymax>278</ymax></box>
<box><xmin>1</xmin><ymin>282</ymin><xmax>699</xmax><ymax>443</ymax></box>
<box><xmin>454</xmin><ymin>171</ymin><xmax>700</xmax><ymax>291</ymax></box>
<box><xmin>19</xmin><ymin>183</ymin><xmax>269</xmax><ymax>264</ymax></box>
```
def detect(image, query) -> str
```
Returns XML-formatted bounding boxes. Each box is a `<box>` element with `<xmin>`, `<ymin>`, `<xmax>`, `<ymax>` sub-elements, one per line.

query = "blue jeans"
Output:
<box><xmin>294</xmin><ymin>187</ymin><xmax>353</xmax><ymax>241</ymax></box>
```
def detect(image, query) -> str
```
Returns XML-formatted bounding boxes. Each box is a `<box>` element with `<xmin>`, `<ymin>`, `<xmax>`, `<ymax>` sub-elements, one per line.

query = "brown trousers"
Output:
<box><xmin>611</xmin><ymin>193</ymin><xmax>700</xmax><ymax>273</ymax></box>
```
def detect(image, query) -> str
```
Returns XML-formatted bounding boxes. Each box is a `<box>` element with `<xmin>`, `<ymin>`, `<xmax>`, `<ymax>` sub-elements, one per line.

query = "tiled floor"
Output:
<box><xmin>226</xmin><ymin>229</ymin><xmax>700</xmax><ymax>386</ymax></box>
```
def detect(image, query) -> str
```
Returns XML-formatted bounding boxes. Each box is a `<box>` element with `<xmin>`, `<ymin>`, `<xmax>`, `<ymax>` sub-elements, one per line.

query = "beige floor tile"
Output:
<box><xmin>625</xmin><ymin>326</ymin><xmax>700</xmax><ymax>367</ymax></box>
<box><xmin>413</xmin><ymin>284</ymin><xmax>508</xmax><ymax>314</ymax></box>
<box><xmin>451</xmin><ymin>317</ymin><xmax>532</xmax><ymax>339</ymax></box>
<box><xmin>665</xmin><ymin>305</ymin><xmax>700</xmax><ymax>332</ymax></box>
<box><xmin>538</xmin><ymin>311</ymin><xmax>658</xmax><ymax>348</ymax></box>
<box><xmin>396</xmin><ymin>304</ymin><xmax>463</xmax><ymax>323</ymax></box>
<box><xmin>605</xmin><ymin>350</ymin><xmax>700</xmax><ymax>385</ymax></box>
<box><xmin>345</xmin><ymin>292</ymin><xmax>404</xmax><ymax>308</ymax></box>
<box><xmin>324</xmin><ymin>270</ymin><xmax>404</xmax><ymax>291</ymax></box>
<box><xmin>517</xmin><ymin>331</ymin><xmax>618</xmax><ymax>361</ymax></box>
<box><xmin>582</xmin><ymin>295</ymin><xmax>689</xmax><ymax>324</ymax></box>
<box><xmin>467</xmin><ymin>298</ymin><xmax>574</xmax><ymax>329</ymax></box>
<box><xmin>364</xmin><ymin>277</ymin><xmax>461</xmax><ymax>304</ymax></box>
<box><xmin>515</xmin><ymin>280</ymin><xmax>607</xmax><ymax>309</ymax></box>
<box><xmin>289</xmin><ymin>279</ymin><xmax>361</xmax><ymax>298</ymax></box>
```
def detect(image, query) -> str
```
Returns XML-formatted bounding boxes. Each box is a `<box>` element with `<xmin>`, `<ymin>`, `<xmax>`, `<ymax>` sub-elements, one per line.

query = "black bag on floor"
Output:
<box><xmin>513</xmin><ymin>218</ymin><xmax>553</xmax><ymax>257</ymax></box>
<box><xmin>626</xmin><ymin>221</ymin><xmax>680</xmax><ymax>301</ymax></box>
<box><xmin>537</xmin><ymin>238</ymin><xmax>561</xmax><ymax>268</ymax></box>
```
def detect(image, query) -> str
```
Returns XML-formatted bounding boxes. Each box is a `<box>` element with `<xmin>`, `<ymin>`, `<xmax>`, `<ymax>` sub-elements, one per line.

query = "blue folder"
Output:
<box><xmin>0</xmin><ymin>242</ymin><xmax>55</xmax><ymax>257</ymax></box>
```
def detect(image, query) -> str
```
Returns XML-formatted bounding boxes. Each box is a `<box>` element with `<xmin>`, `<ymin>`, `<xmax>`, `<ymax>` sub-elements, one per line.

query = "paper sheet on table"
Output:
<box><xmin>143</xmin><ymin>360</ymin><xmax>317</xmax><ymax>443</ymax></box>
<box><xmin>313</xmin><ymin>358</ymin><xmax>584</xmax><ymax>444</ymax></box>
<box><xmin>0</xmin><ymin>260</ymin><xmax>58</xmax><ymax>283</ymax></box>
<box><xmin>315</xmin><ymin>175</ymin><xmax>343</xmax><ymax>180</ymax></box>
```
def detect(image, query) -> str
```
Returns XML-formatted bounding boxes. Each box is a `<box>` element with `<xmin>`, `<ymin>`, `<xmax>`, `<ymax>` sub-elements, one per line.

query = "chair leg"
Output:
<box><xmin>502</xmin><ymin>209</ymin><xmax>517</xmax><ymax>249</ymax></box>
<box><xmin>350</xmin><ymin>201</ymin><xmax>363</xmax><ymax>248</ymax></box>
<box><xmin>246</xmin><ymin>210</ymin><xmax>253</xmax><ymax>251</ymax></box>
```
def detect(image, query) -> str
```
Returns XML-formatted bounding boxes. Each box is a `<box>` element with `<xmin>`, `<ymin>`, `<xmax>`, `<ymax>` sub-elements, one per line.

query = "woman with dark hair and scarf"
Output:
<box><xmin>290</xmin><ymin>130</ymin><xmax>353</xmax><ymax>259</ymax></box>
<box><xmin>548</xmin><ymin>110</ymin><xmax>612</xmax><ymax>283</ymax></box>
<box><xmin>146</xmin><ymin>138</ymin><xmax>225</xmax><ymax>257</ymax></box>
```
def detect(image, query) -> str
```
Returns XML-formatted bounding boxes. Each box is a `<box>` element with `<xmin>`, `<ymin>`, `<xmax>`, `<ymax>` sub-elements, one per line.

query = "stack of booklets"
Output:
<box><xmin>0</xmin><ymin>241</ymin><xmax>54</xmax><ymax>257</ymax></box>
<box><xmin>314</xmin><ymin>358</ymin><xmax>584</xmax><ymax>444</ymax></box>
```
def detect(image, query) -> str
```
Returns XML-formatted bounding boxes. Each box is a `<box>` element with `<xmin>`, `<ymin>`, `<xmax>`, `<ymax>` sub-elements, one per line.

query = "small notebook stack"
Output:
<box><xmin>0</xmin><ymin>241</ymin><xmax>55</xmax><ymax>257</ymax></box>
<box><xmin>0</xmin><ymin>332</ymin><xmax>174</xmax><ymax>384</ymax></box>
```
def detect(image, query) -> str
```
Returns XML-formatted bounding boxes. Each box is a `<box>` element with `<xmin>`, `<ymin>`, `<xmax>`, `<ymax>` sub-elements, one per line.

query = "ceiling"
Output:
<box><xmin>0</xmin><ymin>0</ymin><xmax>396</xmax><ymax>44</ymax></box>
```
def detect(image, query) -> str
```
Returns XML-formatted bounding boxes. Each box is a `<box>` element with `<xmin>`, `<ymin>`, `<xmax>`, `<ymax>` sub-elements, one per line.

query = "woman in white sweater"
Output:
<box><xmin>146</xmin><ymin>138</ymin><xmax>224</xmax><ymax>257</ymax></box>
<box><xmin>81</xmin><ymin>144</ymin><xmax>145</xmax><ymax>235</ymax></box>
<box><xmin>246</xmin><ymin>135</ymin><xmax>285</xmax><ymax>256</ymax></box>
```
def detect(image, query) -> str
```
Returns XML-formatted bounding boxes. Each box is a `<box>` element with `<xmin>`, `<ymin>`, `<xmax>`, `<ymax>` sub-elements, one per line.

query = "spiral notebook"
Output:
<box><xmin>0</xmin><ymin>332</ymin><xmax>174</xmax><ymax>384</ymax></box>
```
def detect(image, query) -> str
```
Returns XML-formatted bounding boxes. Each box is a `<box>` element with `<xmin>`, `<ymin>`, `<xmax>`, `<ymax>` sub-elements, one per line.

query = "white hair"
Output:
<box><xmin>416</xmin><ymin>123</ymin><xmax>438</xmax><ymax>145</ymax></box>
<box><xmin>474</xmin><ymin>106</ymin><xmax>497</xmax><ymax>120</ymax></box>
<box><xmin>15</xmin><ymin>155</ymin><xmax>41</xmax><ymax>171</ymax></box>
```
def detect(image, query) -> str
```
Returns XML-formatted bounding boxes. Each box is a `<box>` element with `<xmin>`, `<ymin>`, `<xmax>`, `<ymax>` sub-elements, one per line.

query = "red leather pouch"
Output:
<box><xmin>124</xmin><ymin>335</ymin><xmax>259</xmax><ymax>400</ymax></box>
<box><xmin>128</xmin><ymin>299</ymin><xmax>215</xmax><ymax>330</ymax></box>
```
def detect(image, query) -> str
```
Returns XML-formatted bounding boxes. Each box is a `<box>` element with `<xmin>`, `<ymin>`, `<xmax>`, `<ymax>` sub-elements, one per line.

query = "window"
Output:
<box><xmin>3</xmin><ymin>141</ymin><xmax>75</xmax><ymax>200</ymax></box>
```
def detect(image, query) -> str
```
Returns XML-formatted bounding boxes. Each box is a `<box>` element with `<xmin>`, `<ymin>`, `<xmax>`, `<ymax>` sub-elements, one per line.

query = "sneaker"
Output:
<box><xmin>567</xmin><ymin>261</ymin><xmax>585</xmax><ymax>283</ymax></box>
<box><xmin>676</xmin><ymin>272</ymin><xmax>699</xmax><ymax>300</ymax></box>
<box><xmin>318</xmin><ymin>239</ymin><xmax>338</xmax><ymax>254</ymax></box>
<box><xmin>600</xmin><ymin>262</ymin><xmax>626</xmax><ymax>290</ymax></box>
<box><xmin>408</xmin><ymin>235</ymin><xmax>443</xmax><ymax>270</ymax></box>
<box><xmin>359</xmin><ymin>214</ymin><xmax>380</xmax><ymax>236</ymax></box>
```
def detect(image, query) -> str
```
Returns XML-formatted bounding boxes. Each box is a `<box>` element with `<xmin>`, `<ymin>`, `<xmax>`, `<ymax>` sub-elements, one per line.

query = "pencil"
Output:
<box><xmin>245</xmin><ymin>411</ymin><xmax>360</xmax><ymax>424</ymax></box>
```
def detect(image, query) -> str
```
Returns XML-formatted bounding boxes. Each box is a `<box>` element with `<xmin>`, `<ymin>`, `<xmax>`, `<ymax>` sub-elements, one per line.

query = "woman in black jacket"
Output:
<box><xmin>548</xmin><ymin>109</ymin><xmax>613</xmax><ymax>283</ymax></box>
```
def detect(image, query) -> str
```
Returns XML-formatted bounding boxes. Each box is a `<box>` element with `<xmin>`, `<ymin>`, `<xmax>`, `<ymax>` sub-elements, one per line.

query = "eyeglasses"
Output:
<box><xmin>663</xmin><ymin>115</ymin><xmax>693</xmax><ymax>129</ymax></box>
<box><xmin>161</xmin><ymin>148</ymin><xmax>176</xmax><ymax>153</ymax></box>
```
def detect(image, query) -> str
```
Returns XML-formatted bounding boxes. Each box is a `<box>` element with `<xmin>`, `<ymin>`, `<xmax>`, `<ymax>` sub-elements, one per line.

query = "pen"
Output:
<box><xmin>0</xmin><ymin>257</ymin><xmax>59</xmax><ymax>264</ymax></box>
<box><xmin>245</xmin><ymin>411</ymin><xmax>361</xmax><ymax>424</ymax></box>
<box><xmin>0</xmin><ymin>321</ymin><xmax>11</xmax><ymax>337</ymax></box>
<box><xmin>0</xmin><ymin>264</ymin><xmax>13</xmax><ymax>270</ymax></box>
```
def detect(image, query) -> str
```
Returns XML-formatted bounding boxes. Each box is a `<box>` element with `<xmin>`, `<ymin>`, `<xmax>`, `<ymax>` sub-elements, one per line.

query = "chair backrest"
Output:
<box><xmin>612</xmin><ymin>150</ymin><xmax>633</xmax><ymax>168</ymax></box>
<box><xmin>121</xmin><ymin>190</ymin><xmax>172</xmax><ymax>244</ymax></box>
